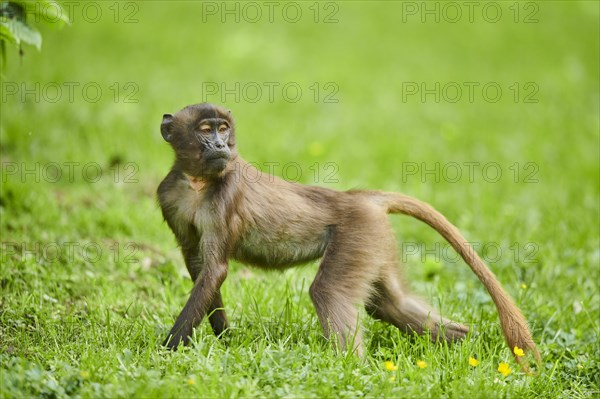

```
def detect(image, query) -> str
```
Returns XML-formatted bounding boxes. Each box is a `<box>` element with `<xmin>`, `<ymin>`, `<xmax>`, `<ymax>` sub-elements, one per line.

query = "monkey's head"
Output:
<box><xmin>161</xmin><ymin>103</ymin><xmax>237</xmax><ymax>178</ymax></box>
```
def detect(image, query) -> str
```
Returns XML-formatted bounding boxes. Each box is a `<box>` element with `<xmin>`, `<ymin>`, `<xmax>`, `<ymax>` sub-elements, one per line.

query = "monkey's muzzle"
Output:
<box><xmin>206</xmin><ymin>150</ymin><xmax>230</xmax><ymax>161</ymax></box>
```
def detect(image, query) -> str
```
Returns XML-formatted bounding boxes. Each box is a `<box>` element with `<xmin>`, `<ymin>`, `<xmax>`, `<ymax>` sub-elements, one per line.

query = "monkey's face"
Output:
<box><xmin>161</xmin><ymin>103</ymin><xmax>237</xmax><ymax>177</ymax></box>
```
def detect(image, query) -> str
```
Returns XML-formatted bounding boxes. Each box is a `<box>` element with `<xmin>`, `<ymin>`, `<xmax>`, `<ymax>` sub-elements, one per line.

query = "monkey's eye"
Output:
<box><xmin>200</xmin><ymin>125</ymin><xmax>212</xmax><ymax>134</ymax></box>
<box><xmin>218</xmin><ymin>125</ymin><xmax>228</xmax><ymax>133</ymax></box>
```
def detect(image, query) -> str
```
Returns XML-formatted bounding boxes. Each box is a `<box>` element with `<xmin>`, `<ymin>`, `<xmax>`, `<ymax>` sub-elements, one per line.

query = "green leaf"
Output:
<box><xmin>0</xmin><ymin>37</ymin><xmax>6</xmax><ymax>68</ymax></box>
<box><xmin>17</xmin><ymin>0</ymin><xmax>71</xmax><ymax>26</ymax></box>
<box><xmin>0</xmin><ymin>23</ymin><xmax>17</xmax><ymax>44</ymax></box>
<box><xmin>0</xmin><ymin>17</ymin><xmax>42</xmax><ymax>50</ymax></box>
<box><xmin>0</xmin><ymin>2</ymin><xmax>26</xmax><ymax>22</ymax></box>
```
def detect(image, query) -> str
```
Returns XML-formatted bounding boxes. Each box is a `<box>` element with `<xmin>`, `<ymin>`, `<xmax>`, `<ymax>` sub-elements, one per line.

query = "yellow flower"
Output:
<box><xmin>520</xmin><ymin>283</ymin><xmax>527</xmax><ymax>289</ymax></box>
<box><xmin>498</xmin><ymin>362</ymin><xmax>512</xmax><ymax>377</ymax></box>
<box><xmin>513</xmin><ymin>346</ymin><xmax>525</xmax><ymax>357</ymax></box>
<box><xmin>416</xmin><ymin>360</ymin><xmax>427</xmax><ymax>369</ymax></box>
<box><xmin>384</xmin><ymin>361</ymin><xmax>398</xmax><ymax>371</ymax></box>
<box><xmin>187</xmin><ymin>378</ymin><xmax>196</xmax><ymax>385</ymax></box>
<box><xmin>79</xmin><ymin>370</ymin><xmax>90</xmax><ymax>379</ymax></box>
<box><xmin>469</xmin><ymin>357</ymin><xmax>480</xmax><ymax>367</ymax></box>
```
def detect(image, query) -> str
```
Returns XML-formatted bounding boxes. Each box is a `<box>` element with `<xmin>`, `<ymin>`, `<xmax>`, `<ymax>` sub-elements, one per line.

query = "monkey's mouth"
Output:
<box><xmin>206</xmin><ymin>151</ymin><xmax>230</xmax><ymax>161</ymax></box>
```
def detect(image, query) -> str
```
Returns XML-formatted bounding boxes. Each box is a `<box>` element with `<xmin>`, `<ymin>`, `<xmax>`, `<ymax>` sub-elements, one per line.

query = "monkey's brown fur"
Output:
<box><xmin>158</xmin><ymin>103</ymin><xmax>540</xmax><ymax>365</ymax></box>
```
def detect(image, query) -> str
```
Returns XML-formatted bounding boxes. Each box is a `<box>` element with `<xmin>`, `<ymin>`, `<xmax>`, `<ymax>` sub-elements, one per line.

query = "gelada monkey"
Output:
<box><xmin>157</xmin><ymin>103</ymin><xmax>540</xmax><ymax>365</ymax></box>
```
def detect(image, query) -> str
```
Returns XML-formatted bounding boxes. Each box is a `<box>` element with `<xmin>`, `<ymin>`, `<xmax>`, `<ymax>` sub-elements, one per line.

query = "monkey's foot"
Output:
<box><xmin>430</xmin><ymin>319</ymin><xmax>469</xmax><ymax>343</ymax></box>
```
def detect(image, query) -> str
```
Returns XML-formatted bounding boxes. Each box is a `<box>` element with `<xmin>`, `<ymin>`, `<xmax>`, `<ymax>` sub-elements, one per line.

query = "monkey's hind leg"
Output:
<box><xmin>309</xmin><ymin>216</ymin><xmax>391</xmax><ymax>355</ymax></box>
<box><xmin>365</xmin><ymin>264</ymin><xmax>469</xmax><ymax>343</ymax></box>
<box><xmin>309</xmin><ymin>259</ymin><xmax>371</xmax><ymax>355</ymax></box>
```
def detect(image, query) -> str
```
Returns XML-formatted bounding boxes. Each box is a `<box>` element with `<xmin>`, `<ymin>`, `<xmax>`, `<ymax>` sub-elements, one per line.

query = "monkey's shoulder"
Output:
<box><xmin>157</xmin><ymin>171</ymin><xmax>181</xmax><ymax>201</ymax></box>
<box><xmin>157</xmin><ymin>171</ymin><xmax>212</xmax><ymax>227</ymax></box>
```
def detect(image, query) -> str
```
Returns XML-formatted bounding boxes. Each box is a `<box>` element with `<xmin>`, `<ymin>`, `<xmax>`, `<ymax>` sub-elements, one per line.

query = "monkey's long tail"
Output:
<box><xmin>375</xmin><ymin>191</ymin><xmax>541</xmax><ymax>366</ymax></box>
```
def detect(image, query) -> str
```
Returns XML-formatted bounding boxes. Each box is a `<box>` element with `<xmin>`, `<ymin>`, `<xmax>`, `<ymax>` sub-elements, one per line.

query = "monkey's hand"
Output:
<box><xmin>163</xmin><ymin>320</ymin><xmax>193</xmax><ymax>350</ymax></box>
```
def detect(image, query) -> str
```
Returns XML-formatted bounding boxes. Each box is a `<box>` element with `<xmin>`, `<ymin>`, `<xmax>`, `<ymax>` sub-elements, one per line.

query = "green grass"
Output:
<box><xmin>1</xmin><ymin>1</ymin><xmax>598</xmax><ymax>398</ymax></box>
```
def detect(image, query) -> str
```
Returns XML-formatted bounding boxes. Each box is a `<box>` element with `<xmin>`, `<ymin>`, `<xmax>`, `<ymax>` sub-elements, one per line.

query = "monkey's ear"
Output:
<box><xmin>161</xmin><ymin>114</ymin><xmax>174</xmax><ymax>142</ymax></box>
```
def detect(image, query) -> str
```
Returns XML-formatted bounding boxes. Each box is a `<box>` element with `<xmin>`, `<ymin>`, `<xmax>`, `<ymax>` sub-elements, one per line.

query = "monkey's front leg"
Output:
<box><xmin>182</xmin><ymin>251</ymin><xmax>229</xmax><ymax>338</ymax></box>
<box><xmin>207</xmin><ymin>291</ymin><xmax>229</xmax><ymax>337</ymax></box>
<box><xmin>163</xmin><ymin>262</ymin><xmax>229</xmax><ymax>349</ymax></box>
